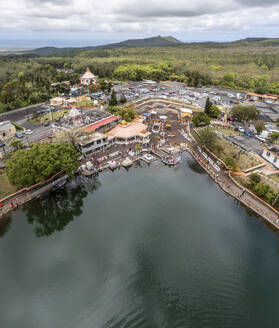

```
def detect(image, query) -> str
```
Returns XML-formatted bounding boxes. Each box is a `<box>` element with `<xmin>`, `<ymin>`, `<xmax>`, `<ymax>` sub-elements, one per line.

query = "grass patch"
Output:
<box><xmin>214</xmin><ymin>137</ymin><xmax>260</xmax><ymax>170</ymax></box>
<box><xmin>0</xmin><ymin>169</ymin><xmax>18</xmax><ymax>199</ymax></box>
<box><xmin>266</xmin><ymin>174</ymin><xmax>279</xmax><ymax>185</ymax></box>
<box><xmin>210</xmin><ymin>126</ymin><xmax>241</xmax><ymax>137</ymax></box>
<box><xmin>75</xmin><ymin>100</ymin><xmax>96</xmax><ymax>107</ymax></box>
<box><xmin>194</xmin><ymin>128</ymin><xmax>260</xmax><ymax>170</ymax></box>
<box><xmin>12</xmin><ymin>122</ymin><xmax>24</xmax><ymax>131</ymax></box>
<box><xmin>234</xmin><ymin>174</ymin><xmax>279</xmax><ymax>193</ymax></box>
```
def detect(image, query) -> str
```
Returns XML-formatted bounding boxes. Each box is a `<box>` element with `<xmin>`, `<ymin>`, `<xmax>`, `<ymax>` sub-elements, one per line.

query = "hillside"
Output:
<box><xmin>6</xmin><ymin>36</ymin><xmax>279</xmax><ymax>58</ymax></box>
<box><xmin>22</xmin><ymin>36</ymin><xmax>183</xmax><ymax>57</ymax></box>
<box><xmin>96</xmin><ymin>35</ymin><xmax>183</xmax><ymax>48</ymax></box>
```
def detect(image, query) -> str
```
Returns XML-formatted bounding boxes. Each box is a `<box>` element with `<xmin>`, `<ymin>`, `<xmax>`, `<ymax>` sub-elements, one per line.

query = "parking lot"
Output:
<box><xmin>114</xmin><ymin>81</ymin><xmax>246</xmax><ymax>111</ymax></box>
<box><xmin>227</xmin><ymin>135</ymin><xmax>264</xmax><ymax>154</ymax></box>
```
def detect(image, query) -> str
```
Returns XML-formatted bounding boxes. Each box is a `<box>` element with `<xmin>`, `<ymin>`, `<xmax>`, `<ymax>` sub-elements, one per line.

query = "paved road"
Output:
<box><xmin>0</xmin><ymin>122</ymin><xmax>52</xmax><ymax>156</ymax></box>
<box><xmin>0</xmin><ymin>102</ymin><xmax>48</xmax><ymax>122</ymax></box>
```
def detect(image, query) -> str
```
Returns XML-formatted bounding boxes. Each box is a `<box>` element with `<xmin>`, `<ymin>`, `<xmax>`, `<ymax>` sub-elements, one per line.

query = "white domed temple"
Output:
<box><xmin>80</xmin><ymin>67</ymin><xmax>98</xmax><ymax>86</ymax></box>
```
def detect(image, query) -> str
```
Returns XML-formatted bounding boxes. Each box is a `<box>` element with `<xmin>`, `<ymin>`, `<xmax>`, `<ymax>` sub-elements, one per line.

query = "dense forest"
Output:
<box><xmin>1</xmin><ymin>37</ymin><xmax>279</xmax><ymax>111</ymax></box>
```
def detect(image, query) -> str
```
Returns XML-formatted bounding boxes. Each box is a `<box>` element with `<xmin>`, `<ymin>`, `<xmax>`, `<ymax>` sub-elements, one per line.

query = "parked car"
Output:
<box><xmin>244</xmin><ymin>130</ymin><xmax>253</xmax><ymax>137</ymax></box>
<box><xmin>15</xmin><ymin>132</ymin><xmax>24</xmax><ymax>138</ymax></box>
<box><xmin>238</xmin><ymin>127</ymin><xmax>245</xmax><ymax>133</ymax></box>
<box><xmin>44</xmin><ymin>121</ymin><xmax>50</xmax><ymax>127</ymax></box>
<box><xmin>24</xmin><ymin>129</ymin><xmax>33</xmax><ymax>135</ymax></box>
<box><xmin>255</xmin><ymin>135</ymin><xmax>267</xmax><ymax>142</ymax></box>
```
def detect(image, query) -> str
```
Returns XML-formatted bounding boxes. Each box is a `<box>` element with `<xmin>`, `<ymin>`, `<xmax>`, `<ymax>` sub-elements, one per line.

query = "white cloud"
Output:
<box><xmin>0</xmin><ymin>0</ymin><xmax>279</xmax><ymax>43</ymax></box>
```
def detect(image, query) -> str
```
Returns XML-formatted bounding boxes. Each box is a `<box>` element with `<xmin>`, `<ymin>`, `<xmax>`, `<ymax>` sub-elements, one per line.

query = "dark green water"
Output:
<box><xmin>1</xmin><ymin>153</ymin><xmax>279</xmax><ymax>328</ymax></box>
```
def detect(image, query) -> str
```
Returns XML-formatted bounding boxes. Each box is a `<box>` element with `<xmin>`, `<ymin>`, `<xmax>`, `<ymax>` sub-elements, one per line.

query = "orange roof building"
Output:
<box><xmin>107</xmin><ymin>117</ymin><xmax>151</xmax><ymax>145</ymax></box>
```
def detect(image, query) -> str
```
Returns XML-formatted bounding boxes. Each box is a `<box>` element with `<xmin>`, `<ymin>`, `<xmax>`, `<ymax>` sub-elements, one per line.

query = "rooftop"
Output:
<box><xmin>78</xmin><ymin>132</ymin><xmax>107</xmax><ymax>146</ymax></box>
<box><xmin>57</xmin><ymin>109</ymin><xmax>113</xmax><ymax>130</ymax></box>
<box><xmin>82</xmin><ymin>115</ymin><xmax>120</xmax><ymax>133</ymax></box>
<box><xmin>247</xmin><ymin>92</ymin><xmax>279</xmax><ymax>99</ymax></box>
<box><xmin>107</xmin><ymin>117</ymin><xmax>150</xmax><ymax>139</ymax></box>
<box><xmin>0</xmin><ymin>121</ymin><xmax>14</xmax><ymax>132</ymax></box>
<box><xmin>81</xmin><ymin>67</ymin><xmax>96</xmax><ymax>79</ymax></box>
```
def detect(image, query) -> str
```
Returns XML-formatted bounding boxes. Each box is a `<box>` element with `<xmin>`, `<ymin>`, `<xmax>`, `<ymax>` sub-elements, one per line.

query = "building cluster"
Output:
<box><xmin>50</xmin><ymin>67</ymin><xmax>100</xmax><ymax>107</ymax></box>
<box><xmin>0</xmin><ymin>121</ymin><xmax>16</xmax><ymax>142</ymax></box>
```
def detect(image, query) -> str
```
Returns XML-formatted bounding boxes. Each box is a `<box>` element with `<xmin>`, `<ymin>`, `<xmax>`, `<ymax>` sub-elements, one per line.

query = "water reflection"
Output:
<box><xmin>186</xmin><ymin>157</ymin><xmax>205</xmax><ymax>174</ymax></box>
<box><xmin>24</xmin><ymin>176</ymin><xmax>101</xmax><ymax>237</ymax></box>
<box><xmin>0</xmin><ymin>215</ymin><xmax>12</xmax><ymax>238</ymax></box>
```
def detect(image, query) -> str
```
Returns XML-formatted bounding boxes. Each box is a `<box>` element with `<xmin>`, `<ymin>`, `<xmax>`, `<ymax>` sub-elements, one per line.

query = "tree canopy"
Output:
<box><xmin>198</xmin><ymin>128</ymin><xmax>216</xmax><ymax>148</ymax></box>
<box><xmin>254</xmin><ymin>120</ymin><xmax>265</xmax><ymax>135</ymax></box>
<box><xmin>192</xmin><ymin>112</ymin><xmax>211</xmax><ymax>127</ymax></box>
<box><xmin>231</xmin><ymin>105</ymin><xmax>259</xmax><ymax>121</ymax></box>
<box><xmin>107</xmin><ymin>103</ymin><xmax>136</xmax><ymax>122</ymax></box>
<box><xmin>6</xmin><ymin>143</ymin><xmax>79</xmax><ymax>187</ymax></box>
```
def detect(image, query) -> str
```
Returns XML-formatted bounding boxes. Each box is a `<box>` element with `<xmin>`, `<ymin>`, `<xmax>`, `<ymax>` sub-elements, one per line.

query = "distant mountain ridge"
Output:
<box><xmin>9</xmin><ymin>36</ymin><xmax>279</xmax><ymax>57</ymax></box>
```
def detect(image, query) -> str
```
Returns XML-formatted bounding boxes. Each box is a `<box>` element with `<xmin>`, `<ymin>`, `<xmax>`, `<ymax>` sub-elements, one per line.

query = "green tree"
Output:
<box><xmin>109</xmin><ymin>90</ymin><xmax>118</xmax><ymax>106</ymax></box>
<box><xmin>6</xmin><ymin>143</ymin><xmax>79</xmax><ymax>187</ymax></box>
<box><xmin>209</xmin><ymin>105</ymin><xmax>221</xmax><ymax>119</ymax></box>
<box><xmin>119</xmin><ymin>94</ymin><xmax>127</xmax><ymax>104</ymax></box>
<box><xmin>192</xmin><ymin>112</ymin><xmax>211</xmax><ymax>127</ymax></box>
<box><xmin>204</xmin><ymin>97</ymin><xmax>213</xmax><ymax>115</ymax></box>
<box><xmin>88</xmin><ymin>83</ymin><xmax>100</xmax><ymax>93</ymax></box>
<box><xmin>249</xmin><ymin>173</ymin><xmax>261</xmax><ymax>187</ymax></box>
<box><xmin>270</xmin><ymin>132</ymin><xmax>279</xmax><ymax>143</ymax></box>
<box><xmin>9</xmin><ymin>139</ymin><xmax>23</xmax><ymax>151</ymax></box>
<box><xmin>224</xmin><ymin>157</ymin><xmax>238</xmax><ymax>172</ymax></box>
<box><xmin>254</xmin><ymin>120</ymin><xmax>265</xmax><ymax>135</ymax></box>
<box><xmin>198</xmin><ymin>128</ymin><xmax>216</xmax><ymax>149</ymax></box>
<box><xmin>0</xmin><ymin>102</ymin><xmax>5</xmax><ymax>113</ymax></box>
<box><xmin>231</xmin><ymin>105</ymin><xmax>259</xmax><ymax>122</ymax></box>
<box><xmin>32</xmin><ymin>110</ymin><xmax>39</xmax><ymax>120</ymax></box>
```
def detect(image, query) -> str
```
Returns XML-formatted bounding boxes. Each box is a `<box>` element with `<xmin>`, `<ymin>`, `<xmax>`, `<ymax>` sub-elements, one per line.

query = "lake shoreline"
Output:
<box><xmin>1</xmin><ymin>145</ymin><xmax>279</xmax><ymax>233</ymax></box>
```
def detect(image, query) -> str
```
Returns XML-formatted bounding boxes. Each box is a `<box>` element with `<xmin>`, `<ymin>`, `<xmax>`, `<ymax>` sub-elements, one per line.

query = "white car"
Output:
<box><xmin>24</xmin><ymin>129</ymin><xmax>33</xmax><ymax>135</ymax></box>
<box><xmin>255</xmin><ymin>135</ymin><xmax>267</xmax><ymax>142</ymax></box>
<box><xmin>238</xmin><ymin>127</ymin><xmax>245</xmax><ymax>133</ymax></box>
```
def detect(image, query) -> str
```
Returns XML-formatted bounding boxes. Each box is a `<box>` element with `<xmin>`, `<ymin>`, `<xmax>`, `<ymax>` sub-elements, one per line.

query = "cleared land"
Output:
<box><xmin>214</xmin><ymin>136</ymin><xmax>260</xmax><ymax>170</ymax></box>
<box><xmin>210</xmin><ymin>126</ymin><xmax>241</xmax><ymax>137</ymax></box>
<box><xmin>30</xmin><ymin>109</ymin><xmax>69</xmax><ymax>124</ymax></box>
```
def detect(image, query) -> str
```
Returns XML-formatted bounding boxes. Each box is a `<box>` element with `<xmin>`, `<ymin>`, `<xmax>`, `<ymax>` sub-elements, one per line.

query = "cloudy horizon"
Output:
<box><xmin>1</xmin><ymin>0</ymin><xmax>279</xmax><ymax>48</ymax></box>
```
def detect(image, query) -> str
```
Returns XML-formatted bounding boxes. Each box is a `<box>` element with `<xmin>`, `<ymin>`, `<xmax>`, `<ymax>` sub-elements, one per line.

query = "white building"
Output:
<box><xmin>77</xmin><ymin>132</ymin><xmax>108</xmax><ymax>156</ymax></box>
<box><xmin>0</xmin><ymin>121</ymin><xmax>16</xmax><ymax>141</ymax></box>
<box><xmin>80</xmin><ymin>67</ymin><xmax>98</xmax><ymax>86</ymax></box>
<box><xmin>262</xmin><ymin>147</ymin><xmax>279</xmax><ymax>169</ymax></box>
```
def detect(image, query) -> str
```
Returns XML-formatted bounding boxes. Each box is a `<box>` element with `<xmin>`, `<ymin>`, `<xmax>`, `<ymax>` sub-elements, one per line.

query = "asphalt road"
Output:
<box><xmin>0</xmin><ymin>102</ymin><xmax>48</xmax><ymax>122</ymax></box>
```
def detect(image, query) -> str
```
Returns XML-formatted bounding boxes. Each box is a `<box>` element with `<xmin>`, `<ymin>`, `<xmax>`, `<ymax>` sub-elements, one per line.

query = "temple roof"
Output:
<box><xmin>82</xmin><ymin>67</ymin><xmax>96</xmax><ymax>79</ymax></box>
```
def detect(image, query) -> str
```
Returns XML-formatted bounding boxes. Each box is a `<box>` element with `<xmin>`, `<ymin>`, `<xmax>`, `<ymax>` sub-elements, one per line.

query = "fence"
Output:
<box><xmin>0</xmin><ymin>171</ymin><xmax>67</xmax><ymax>218</ymax></box>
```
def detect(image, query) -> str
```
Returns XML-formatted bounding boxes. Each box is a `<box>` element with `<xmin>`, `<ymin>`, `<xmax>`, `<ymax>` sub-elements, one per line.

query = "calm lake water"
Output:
<box><xmin>1</xmin><ymin>153</ymin><xmax>279</xmax><ymax>328</ymax></box>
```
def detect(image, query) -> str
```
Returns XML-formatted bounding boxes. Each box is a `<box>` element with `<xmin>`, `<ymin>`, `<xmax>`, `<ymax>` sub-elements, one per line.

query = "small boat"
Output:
<box><xmin>122</xmin><ymin>157</ymin><xmax>133</xmax><ymax>167</ymax></box>
<box><xmin>53</xmin><ymin>179</ymin><xmax>67</xmax><ymax>190</ymax></box>
<box><xmin>143</xmin><ymin>153</ymin><xmax>156</xmax><ymax>162</ymax></box>
<box><xmin>108</xmin><ymin>160</ymin><xmax>117</xmax><ymax>169</ymax></box>
<box><xmin>162</xmin><ymin>156</ymin><xmax>181</xmax><ymax>165</ymax></box>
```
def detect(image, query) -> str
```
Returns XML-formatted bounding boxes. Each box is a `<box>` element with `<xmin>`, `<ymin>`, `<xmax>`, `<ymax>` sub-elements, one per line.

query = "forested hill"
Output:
<box><xmin>1</xmin><ymin>35</ymin><xmax>279</xmax><ymax>112</ymax></box>
<box><xmin>21</xmin><ymin>36</ymin><xmax>183</xmax><ymax>57</ymax></box>
<box><xmin>17</xmin><ymin>36</ymin><xmax>279</xmax><ymax>57</ymax></box>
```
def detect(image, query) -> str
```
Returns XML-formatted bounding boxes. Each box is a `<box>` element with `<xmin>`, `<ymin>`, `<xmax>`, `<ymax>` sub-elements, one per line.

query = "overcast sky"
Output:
<box><xmin>1</xmin><ymin>0</ymin><xmax>279</xmax><ymax>48</ymax></box>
